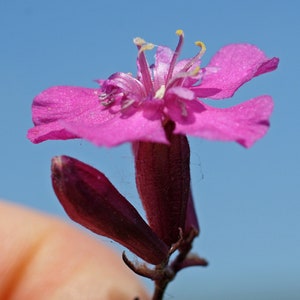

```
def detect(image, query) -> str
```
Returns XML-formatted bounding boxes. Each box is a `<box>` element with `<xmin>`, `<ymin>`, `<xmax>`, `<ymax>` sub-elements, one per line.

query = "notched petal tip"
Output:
<box><xmin>51</xmin><ymin>155</ymin><xmax>169</xmax><ymax>265</ymax></box>
<box><xmin>254</xmin><ymin>56</ymin><xmax>279</xmax><ymax>77</ymax></box>
<box><xmin>200</xmin><ymin>44</ymin><xmax>279</xmax><ymax>99</ymax></box>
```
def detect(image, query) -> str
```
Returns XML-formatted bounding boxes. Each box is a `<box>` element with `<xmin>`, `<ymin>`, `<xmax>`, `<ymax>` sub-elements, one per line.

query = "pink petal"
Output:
<box><xmin>165</xmin><ymin>97</ymin><xmax>206</xmax><ymax>124</ymax></box>
<box><xmin>194</xmin><ymin>44</ymin><xmax>279</xmax><ymax>99</ymax></box>
<box><xmin>27</xmin><ymin>86</ymin><xmax>168</xmax><ymax>147</ymax></box>
<box><xmin>191</xmin><ymin>88</ymin><xmax>222</xmax><ymax>98</ymax></box>
<box><xmin>64</xmin><ymin>106</ymin><xmax>168</xmax><ymax>147</ymax></box>
<box><xmin>27</xmin><ymin>86</ymin><xmax>102</xmax><ymax>143</ymax></box>
<box><xmin>254</xmin><ymin>57</ymin><xmax>280</xmax><ymax>76</ymax></box>
<box><xmin>172</xmin><ymin>95</ymin><xmax>274</xmax><ymax>148</ymax></box>
<box><xmin>167</xmin><ymin>86</ymin><xmax>196</xmax><ymax>101</ymax></box>
<box><xmin>153</xmin><ymin>46</ymin><xmax>174</xmax><ymax>89</ymax></box>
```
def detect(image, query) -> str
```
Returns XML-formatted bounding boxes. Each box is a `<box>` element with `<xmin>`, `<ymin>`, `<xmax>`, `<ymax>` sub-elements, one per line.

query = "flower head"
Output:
<box><xmin>27</xmin><ymin>30</ymin><xmax>279</xmax><ymax>147</ymax></box>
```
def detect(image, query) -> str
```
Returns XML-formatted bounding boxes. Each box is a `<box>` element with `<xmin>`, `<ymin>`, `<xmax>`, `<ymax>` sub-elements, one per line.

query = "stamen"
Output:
<box><xmin>138</xmin><ymin>43</ymin><xmax>155</xmax><ymax>56</ymax></box>
<box><xmin>154</xmin><ymin>84</ymin><xmax>166</xmax><ymax>99</ymax></box>
<box><xmin>190</xmin><ymin>65</ymin><xmax>201</xmax><ymax>75</ymax></box>
<box><xmin>175</xmin><ymin>29</ymin><xmax>184</xmax><ymax>36</ymax></box>
<box><xmin>99</xmin><ymin>93</ymin><xmax>115</xmax><ymax>106</ymax></box>
<box><xmin>121</xmin><ymin>99</ymin><xmax>135</xmax><ymax>110</ymax></box>
<box><xmin>133</xmin><ymin>37</ymin><xmax>154</xmax><ymax>96</ymax></box>
<box><xmin>182</xmin><ymin>40</ymin><xmax>206</xmax><ymax>72</ymax></box>
<box><xmin>195</xmin><ymin>41</ymin><xmax>206</xmax><ymax>56</ymax></box>
<box><xmin>165</xmin><ymin>29</ymin><xmax>185</xmax><ymax>84</ymax></box>
<box><xmin>133</xmin><ymin>37</ymin><xmax>146</xmax><ymax>46</ymax></box>
<box><xmin>166</xmin><ymin>66</ymin><xmax>201</xmax><ymax>89</ymax></box>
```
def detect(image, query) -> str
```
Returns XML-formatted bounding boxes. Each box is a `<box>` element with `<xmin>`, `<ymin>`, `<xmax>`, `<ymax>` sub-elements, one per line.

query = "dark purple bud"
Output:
<box><xmin>51</xmin><ymin>155</ymin><xmax>169</xmax><ymax>265</ymax></box>
<box><xmin>133</xmin><ymin>121</ymin><xmax>194</xmax><ymax>246</ymax></box>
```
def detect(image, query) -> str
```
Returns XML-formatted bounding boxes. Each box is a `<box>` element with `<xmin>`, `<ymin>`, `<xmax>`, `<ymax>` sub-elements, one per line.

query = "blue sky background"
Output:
<box><xmin>1</xmin><ymin>0</ymin><xmax>299</xmax><ymax>299</ymax></box>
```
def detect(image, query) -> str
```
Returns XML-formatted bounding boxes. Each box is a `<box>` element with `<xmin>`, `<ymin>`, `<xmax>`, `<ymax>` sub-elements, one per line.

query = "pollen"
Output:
<box><xmin>140</xmin><ymin>43</ymin><xmax>155</xmax><ymax>52</ymax></box>
<box><xmin>133</xmin><ymin>37</ymin><xmax>146</xmax><ymax>46</ymax></box>
<box><xmin>133</xmin><ymin>37</ymin><xmax>155</xmax><ymax>55</ymax></box>
<box><xmin>195</xmin><ymin>41</ymin><xmax>206</xmax><ymax>56</ymax></box>
<box><xmin>176</xmin><ymin>29</ymin><xmax>184</xmax><ymax>36</ymax></box>
<box><xmin>154</xmin><ymin>85</ymin><xmax>166</xmax><ymax>99</ymax></box>
<box><xmin>191</xmin><ymin>66</ymin><xmax>201</xmax><ymax>76</ymax></box>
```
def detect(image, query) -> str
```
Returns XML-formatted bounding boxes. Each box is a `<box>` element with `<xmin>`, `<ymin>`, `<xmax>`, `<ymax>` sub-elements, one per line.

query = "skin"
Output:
<box><xmin>0</xmin><ymin>200</ymin><xmax>149</xmax><ymax>300</ymax></box>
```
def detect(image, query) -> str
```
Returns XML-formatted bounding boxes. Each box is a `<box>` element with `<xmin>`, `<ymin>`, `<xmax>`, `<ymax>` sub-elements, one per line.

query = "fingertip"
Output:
<box><xmin>0</xmin><ymin>200</ymin><xmax>149</xmax><ymax>300</ymax></box>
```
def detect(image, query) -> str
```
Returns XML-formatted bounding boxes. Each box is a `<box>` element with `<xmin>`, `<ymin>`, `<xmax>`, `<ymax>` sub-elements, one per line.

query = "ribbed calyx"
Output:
<box><xmin>133</xmin><ymin>121</ymin><xmax>198</xmax><ymax>246</ymax></box>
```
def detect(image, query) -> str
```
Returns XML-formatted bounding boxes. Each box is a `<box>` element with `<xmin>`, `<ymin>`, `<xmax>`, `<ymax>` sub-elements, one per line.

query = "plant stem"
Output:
<box><xmin>152</xmin><ymin>280</ymin><xmax>169</xmax><ymax>300</ymax></box>
<box><xmin>125</xmin><ymin>229</ymin><xmax>207</xmax><ymax>300</ymax></box>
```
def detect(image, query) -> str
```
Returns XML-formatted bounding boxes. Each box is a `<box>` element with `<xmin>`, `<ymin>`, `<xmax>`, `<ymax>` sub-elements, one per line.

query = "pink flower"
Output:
<box><xmin>27</xmin><ymin>30</ymin><xmax>279</xmax><ymax>148</ymax></box>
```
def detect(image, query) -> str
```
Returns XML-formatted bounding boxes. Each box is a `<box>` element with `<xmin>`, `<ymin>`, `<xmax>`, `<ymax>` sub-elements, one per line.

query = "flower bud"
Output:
<box><xmin>133</xmin><ymin>121</ymin><xmax>195</xmax><ymax>246</ymax></box>
<box><xmin>51</xmin><ymin>155</ymin><xmax>169</xmax><ymax>265</ymax></box>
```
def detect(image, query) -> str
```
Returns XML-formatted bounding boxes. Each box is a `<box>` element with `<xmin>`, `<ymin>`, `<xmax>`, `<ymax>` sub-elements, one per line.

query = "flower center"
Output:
<box><xmin>99</xmin><ymin>30</ymin><xmax>206</xmax><ymax>111</ymax></box>
<box><xmin>134</xmin><ymin>30</ymin><xmax>206</xmax><ymax>96</ymax></box>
